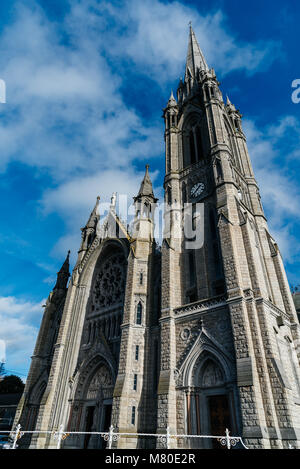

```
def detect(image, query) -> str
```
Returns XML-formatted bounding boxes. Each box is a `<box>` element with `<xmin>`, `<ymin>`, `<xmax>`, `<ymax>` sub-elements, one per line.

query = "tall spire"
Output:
<box><xmin>185</xmin><ymin>24</ymin><xmax>209</xmax><ymax>79</ymax></box>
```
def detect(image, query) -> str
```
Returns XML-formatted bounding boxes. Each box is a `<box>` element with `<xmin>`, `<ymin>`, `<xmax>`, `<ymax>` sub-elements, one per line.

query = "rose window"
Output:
<box><xmin>92</xmin><ymin>253</ymin><xmax>126</xmax><ymax>309</ymax></box>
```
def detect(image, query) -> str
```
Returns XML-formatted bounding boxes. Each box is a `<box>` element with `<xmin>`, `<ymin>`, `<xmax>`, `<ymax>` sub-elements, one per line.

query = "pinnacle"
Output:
<box><xmin>136</xmin><ymin>164</ymin><xmax>155</xmax><ymax>199</ymax></box>
<box><xmin>85</xmin><ymin>196</ymin><xmax>100</xmax><ymax>229</ymax></box>
<box><xmin>167</xmin><ymin>90</ymin><xmax>177</xmax><ymax>107</ymax></box>
<box><xmin>59</xmin><ymin>250</ymin><xmax>70</xmax><ymax>274</ymax></box>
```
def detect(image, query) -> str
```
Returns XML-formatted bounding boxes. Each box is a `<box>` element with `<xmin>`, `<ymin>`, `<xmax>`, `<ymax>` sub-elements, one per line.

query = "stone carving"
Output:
<box><xmin>174</xmin><ymin>368</ymin><xmax>183</xmax><ymax>387</ymax></box>
<box><xmin>92</xmin><ymin>253</ymin><xmax>126</xmax><ymax>309</ymax></box>
<box><xmin>180</xmin><ymin>328</ymin><xmax>191</xmax><ymax>341</ymax></box>
<box><xmin>87</xmin><ymin>365</ymin><xmax>112</xmax><ymax>399</ymax></box>
<box><xmin>202</xmin><ymin>360</ymin><xmax>224</xmax><ymax>388</ymax></box>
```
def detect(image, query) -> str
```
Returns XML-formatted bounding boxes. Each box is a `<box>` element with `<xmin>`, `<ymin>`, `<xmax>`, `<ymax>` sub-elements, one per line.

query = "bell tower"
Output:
<box><xmin>158</xmin><ymin>25</ymin><xmax>300</xmax><ymax>449</ymax></box>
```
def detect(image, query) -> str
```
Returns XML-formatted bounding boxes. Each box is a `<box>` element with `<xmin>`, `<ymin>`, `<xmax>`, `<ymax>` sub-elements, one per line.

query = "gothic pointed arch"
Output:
<box><xmin>177</xmin><ymin>329</ymin><xmax>239</xmax><ymax>446</ymax></box>
<box><xmin>17</xmin><ymin>376</ymin><xmax>48</xmax><ymax>447</ymax></box>
<box><xmin>177</xmin><ymin>328</ymin><xmax>234</xmax><ymax>388</ymax></box>
<box><xmin>192</xmin><ymin>353</ymin><xmax>226</xmax><ymax>388</ymax></box>
<box><xmin>73</xmin><ymin>355</ymin><xmax>115</xmax><ymax>403</ymax></box>
<box><xmin>66</xmin><ymin>354</ymin><xmax>115</xmax><ymax>448</ymax></box>
<box><xmin>180</xmin><ymin>111</ymin><xmax>204</xmax><ymax>169</ymax></box>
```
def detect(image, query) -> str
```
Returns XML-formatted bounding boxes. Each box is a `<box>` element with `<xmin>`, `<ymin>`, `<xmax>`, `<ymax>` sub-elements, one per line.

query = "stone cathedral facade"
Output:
<box><xmin>15</xmin><ymin>27</ymin><xmax>300</xmax><ymax>449</ymax></box>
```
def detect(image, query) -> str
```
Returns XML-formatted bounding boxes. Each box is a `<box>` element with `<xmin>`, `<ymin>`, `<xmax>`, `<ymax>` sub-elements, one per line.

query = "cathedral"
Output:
<box><xmin>14</xmin><ymin>27</ymin><xmax>300</xmax><ymax>449</ymax></box>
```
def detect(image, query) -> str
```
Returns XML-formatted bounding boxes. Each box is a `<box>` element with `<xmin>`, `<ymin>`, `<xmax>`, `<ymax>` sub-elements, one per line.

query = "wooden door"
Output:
<box><xmin>83</xmin><ymin>406</ymin><xmax>95</xmax><ymax>449</ymax></box>
<box><xmin>208</xmin><ymin>394</ymin><xmax>231</xmax><ymax>449</ymax></box>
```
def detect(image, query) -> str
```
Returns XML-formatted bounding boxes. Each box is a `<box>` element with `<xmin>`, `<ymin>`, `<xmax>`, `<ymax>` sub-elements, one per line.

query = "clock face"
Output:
<box><xmin>190</xmin><ymin>182</ymin><xmax>205</xmax><ymax>198</ymax></box>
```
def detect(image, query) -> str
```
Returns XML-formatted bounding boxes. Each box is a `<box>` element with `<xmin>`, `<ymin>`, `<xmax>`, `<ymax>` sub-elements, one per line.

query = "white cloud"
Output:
<box><xmin>0</xmin><ymin>1</ymin><xmax>162</xmax><ymax>177</ymax></box>
<box><xmin>41</xmin><ymin>166</ymin><xmax>162</xmax><ymax>260</ymax></box>
<box><xmin>104</xmin><ymin>0</ymin><xmax>281</xmax><ymax>81</ymax></box>
<box><xmin>244</xmin><ymin>116</ymin><xmax>300</xmax><ymax>263</ymax></box>
<box><xmin>0</xmin><ymin>296</ymin><xmax>45</xmax><ymax>376</ymax></box>
<box><xmin>0</xmin><ymin>0</ymin><xmax>281</xmax><ymax>176</ymax></box>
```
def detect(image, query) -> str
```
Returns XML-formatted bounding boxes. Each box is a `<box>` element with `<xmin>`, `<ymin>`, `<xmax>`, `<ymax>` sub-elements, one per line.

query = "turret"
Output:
<box><xmin>53</xmin><ymin>250</ymin><xmax>70</xmax><ymax>291</ymax></box>
<box><xmin>132</xmin><ymin>165</ymin><xmax>158</xmax><ymax>240</ymax></box>
<box><xmin>79</xmin><ymin>196</ymin><xmax>100</xmax><ymax>252</ymax></box>
<box><xmin>163</xmin><ymin>90</ymin><xmax>179</xmax><ymax>130</ymax></box>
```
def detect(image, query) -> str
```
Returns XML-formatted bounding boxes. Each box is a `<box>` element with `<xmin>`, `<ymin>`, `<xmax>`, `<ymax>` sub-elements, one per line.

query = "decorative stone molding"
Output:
<box><xmin>174</xmin><ymin>295</ymin><xmax>227</xmax><ymax>316</ymax></box>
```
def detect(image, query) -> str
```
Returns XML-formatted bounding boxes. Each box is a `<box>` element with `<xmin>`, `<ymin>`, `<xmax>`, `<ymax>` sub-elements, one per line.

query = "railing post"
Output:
<box><xmin>225</xmin><ymin>428</ymin><xmax>231</xmax><ymax>449</ymax></box>
<box><xmin>55</xmin><ymin>424</ymin><xmax>64</xmax><ymax>449</ymax></box>
<box><xmin>12</xmin><ymin>424</ymin><xmax>22</xmax><ymax>449</ymax></box>
<box><xmin>166</xmin><ymin>427</ymin><xmax>170</xmax><ymax>449</ymax></box>
<box><xmin>108</xmin><ymin>425</ymin><xmax>114</xmax><ymax>449</ymax></box>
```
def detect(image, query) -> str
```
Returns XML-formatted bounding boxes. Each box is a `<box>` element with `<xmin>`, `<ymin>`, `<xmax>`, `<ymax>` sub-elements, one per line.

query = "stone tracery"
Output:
<box><xmin>92</xmin><ymin>253</ymin><xmax>127</xmax><ymax>309</ymax></box>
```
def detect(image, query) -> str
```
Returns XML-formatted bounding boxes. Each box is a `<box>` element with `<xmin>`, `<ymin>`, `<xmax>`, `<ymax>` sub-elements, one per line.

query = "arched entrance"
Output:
<box><xmin>81</xmin><ymin>362</ymin><xmax>114</xmax><ymax>449</ymax></box>
<box><xmin>185</xmin><ymin>352</ymin><xmax>238</xmax><ymax>449</ymax></box>
<box><xmin>66</xmin><ymin>357</ymin><xmax>115</xmax><ymax>449</ymax></box>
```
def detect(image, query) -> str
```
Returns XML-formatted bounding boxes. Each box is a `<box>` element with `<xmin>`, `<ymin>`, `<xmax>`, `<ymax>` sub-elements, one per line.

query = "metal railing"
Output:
<box><xmin>0</xmin><ymin>424</ymin><xmax>250</xmax><ymax>450</ymax></box>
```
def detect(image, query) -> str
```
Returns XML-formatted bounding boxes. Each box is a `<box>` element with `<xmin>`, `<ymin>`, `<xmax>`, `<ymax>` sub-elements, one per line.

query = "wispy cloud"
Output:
<box><xmin>244</xmin><ymin>115</ymin><xmax>300</xmax><ymax>263</ymax></box>
<box><xmin>0</xmin><ymin>1</ymin><xmax>162</xmax><ymax>178</ymax></box>
<box><xmin>41</xmin><ymin>167</ymin><xmax>162</xmax><ymax>259</ymax></box>
<box><xmin>97</xmin><ymin>0</ymin><xmax>281</xmax><ymax>82</ymax></box>
<box><xmin>0</xmin><ymin>296</ymin><xmax>44</xmax><ymax>376</ymax></box>
<box><xmin>0</xmin><ymin>0</ymin><xmax>281</xmax><ymax>175</ymax></box>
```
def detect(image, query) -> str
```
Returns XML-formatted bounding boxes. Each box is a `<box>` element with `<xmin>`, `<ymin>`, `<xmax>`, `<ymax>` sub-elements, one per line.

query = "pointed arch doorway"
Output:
<box><xmin>186</xmin><ymin>354</ymin><xmax>238</xmax><ymax>449</ymax></box>
<box><xmin>65</xmin><ymin>358</ymin><xmax>115</xmax><ymax>449</ymax></box>
<box><xmin>82</xmin><ymin>362</ymin><xmax>114</xmax><ymax>449</ymax></box>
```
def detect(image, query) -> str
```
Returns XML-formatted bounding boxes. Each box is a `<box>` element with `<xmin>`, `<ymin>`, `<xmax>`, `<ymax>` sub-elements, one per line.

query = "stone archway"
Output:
<box><xmin>186</xmin><ymin>352</ymin><xmax>237</xmax><ymax>449</ymax></box>
<box><xmin>65</xmin><ymin>357</ymin><xmax>115</xmax><ymax>449</ymax></box>
<box><xmin>82</xmin><ymin>363</ymin><xmax>114</xmax><ymax>449</ymax></box>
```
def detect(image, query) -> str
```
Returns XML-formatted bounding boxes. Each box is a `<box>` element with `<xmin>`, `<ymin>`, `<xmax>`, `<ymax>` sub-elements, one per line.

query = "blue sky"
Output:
<box><xmin>0</xmin><ymin>0</ymin><xmax>299</xmax><ymax>379</ymax></box>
